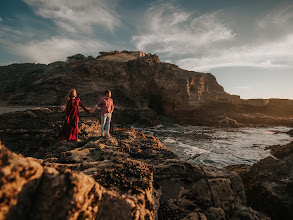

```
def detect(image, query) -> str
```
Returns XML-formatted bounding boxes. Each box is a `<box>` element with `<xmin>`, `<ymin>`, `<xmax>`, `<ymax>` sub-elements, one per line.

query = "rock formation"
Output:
<box><xmin>1</xmin><ymin>50</ymin><xmax>293</xmax><ymax>127</ymax></box>
<box><xmin>0</xmin><ymin>143</ymin><xmax>146</xmax><ymax>220</ymax></box>
<box><xmin>0</xmin><ymin>107</ymin><xmax>270</xmax><ymax>219</ymax></box>
<box><xmin>228</xmin><ymin>139</ymin><xmax>293</xmax><ymax>220</ymax></box>
<box><xmin>0</xmin><ymin>51</ymin><xmax>237</xmax><ymax>118</ymax></box>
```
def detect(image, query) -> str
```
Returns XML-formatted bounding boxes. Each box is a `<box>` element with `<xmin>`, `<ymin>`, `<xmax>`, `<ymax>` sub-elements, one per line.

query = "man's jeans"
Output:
<box><xmin>101</xmin><ymin>113</ymin><xmax>112</xmax><ymax>136</ymax></box>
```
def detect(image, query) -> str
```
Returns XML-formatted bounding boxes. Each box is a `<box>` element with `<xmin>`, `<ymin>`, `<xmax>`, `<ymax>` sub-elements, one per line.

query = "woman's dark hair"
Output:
<box><xmin>105</xmin><ymin>90</ymin><xmax>111</xmax><ymax>95</ymax></box>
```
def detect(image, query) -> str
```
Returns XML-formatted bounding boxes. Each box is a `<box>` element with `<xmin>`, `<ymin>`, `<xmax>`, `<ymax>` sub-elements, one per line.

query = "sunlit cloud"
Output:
<box><xmin>258</xmin><ymin>4</ymin><xmax>293</xmax><ymax>28</ymax></box>
<box><xmin>132</xmin><ymin>3</ymin><xmax>235</xmax><ymax>56</ymax></box>
<box><xmin>23</xmin><ymin>0</ymin><xmax>120</xmax><ymax>33</ymax></box>
<box><xmin>177</xmin><ymin>34</ymin><xmax>293</xmax><ymax>71</ymax></box>
<box><xmin>0</xmin><ymin>0</ymin><xmax>121</xmax><ymax>64</ymax></box>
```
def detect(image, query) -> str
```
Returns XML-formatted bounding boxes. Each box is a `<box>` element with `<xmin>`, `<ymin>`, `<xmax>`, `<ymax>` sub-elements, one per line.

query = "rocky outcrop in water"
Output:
<box><xmin>0</xmin><ymin>107</ymin><xmax>269</xmax><ymax>219</ymax></box>
<box><xmin>235</xmin><ymin>140</ymin><xmax>293</xmax><ymax>220</ymax></box>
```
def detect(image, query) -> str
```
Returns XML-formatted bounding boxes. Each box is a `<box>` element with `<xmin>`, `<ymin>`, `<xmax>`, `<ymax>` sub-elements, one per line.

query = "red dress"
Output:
<box><xmin>58</xmin><ymin>98</ymin><xmax>89</xmax><ymax>141</ymax></box>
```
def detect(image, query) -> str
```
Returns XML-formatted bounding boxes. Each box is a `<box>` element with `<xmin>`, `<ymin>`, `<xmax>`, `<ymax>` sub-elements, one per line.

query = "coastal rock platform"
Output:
<box><xmin>0</xmin><ymin>107</ymin><xmax>270</xmax><ymax>219</ymax></box>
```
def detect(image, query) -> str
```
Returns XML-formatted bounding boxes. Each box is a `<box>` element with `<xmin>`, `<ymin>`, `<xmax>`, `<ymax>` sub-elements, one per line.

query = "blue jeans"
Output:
<box><xmin>101</xmin><ymin>113</ymin><xmax>112</xmax><ymax>136</ymax></box>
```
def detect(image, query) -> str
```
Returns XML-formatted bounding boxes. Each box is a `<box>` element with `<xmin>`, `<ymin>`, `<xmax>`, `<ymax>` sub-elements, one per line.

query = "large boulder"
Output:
<box><xmin>242</xmin><ymin>141</ymin><xmax>293</xmax><ymax>219</ymax></box>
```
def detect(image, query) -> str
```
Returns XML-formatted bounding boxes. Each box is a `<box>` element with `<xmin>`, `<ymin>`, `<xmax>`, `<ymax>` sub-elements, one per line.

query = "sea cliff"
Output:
<box><xmin>2</xmin><ymin>51</ymin><xmax>293</xmax><ymax>127</ymax></box>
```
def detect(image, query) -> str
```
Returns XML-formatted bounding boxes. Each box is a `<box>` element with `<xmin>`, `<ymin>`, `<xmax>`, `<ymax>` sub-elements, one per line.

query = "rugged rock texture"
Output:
<box><xmin>240</xmin><ymin>141</ymin><xmax>293</xmax><ymax>220</ymax></box>
<box><xmin>0</xmin><ymin>107</ymin><xmax>269</xmax><ymax>219</ymax></box>
<box><xmin>2</xmin><ymin>51</ymin><xmax>293</xmax><ymax>127</ymax></box>
<box><xmin>0</xmin><ymin>51</ymin><xmax>238</xmax><ymax>121</ymax></box>
<box><xmin>185</xmin><ymin>101</ymin><xmax>293</xmax><ymax>127</ymax></box>
<box><xmin>0</xmin><ymin>51</ymin><xmax>234</xmax><ymax>108</ymax></box>
<box><xmin>0</xmin><ymin>143</ymin><xmax>151</xmax><ymax>220</ymax></box>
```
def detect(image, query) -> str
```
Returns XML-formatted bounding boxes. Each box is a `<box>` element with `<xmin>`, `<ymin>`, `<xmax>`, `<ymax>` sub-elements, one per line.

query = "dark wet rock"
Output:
<box><xmin>269</xmin><ymin>141</ymin><xmax>293</xmax><ymax>159</ymax></box>
<box><xmin>241</xmin><ymin>151</ymin><xmax>293</xmax><ymax>220</ymax></box>
<box><xmin>226</xmin><ymin>164</ymin><xmax>251</xmax><ymax>177</ymax></box>
<box><xmin>286</xmin><ymin>129</ymin><xmax>293</xmax><ymax>137</ymax></box>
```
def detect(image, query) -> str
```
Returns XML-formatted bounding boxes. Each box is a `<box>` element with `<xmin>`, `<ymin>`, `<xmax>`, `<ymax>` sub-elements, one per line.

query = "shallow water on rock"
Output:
<box><xmin>135</xmin><ymin>125</ymin><xmax>293</xmax><ymax>168</ymax></box>
<box><xmin>0</xmin><ymin>106</ymin><xmax>40</xmax><ymax>114</ymax></box>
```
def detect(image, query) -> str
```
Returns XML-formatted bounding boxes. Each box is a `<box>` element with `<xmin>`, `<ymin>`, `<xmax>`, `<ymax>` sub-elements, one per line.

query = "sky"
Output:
<box><xmin>1</xmin><ymin>0</ymin><xmax>293</xmax><ymax>99</ymax></box>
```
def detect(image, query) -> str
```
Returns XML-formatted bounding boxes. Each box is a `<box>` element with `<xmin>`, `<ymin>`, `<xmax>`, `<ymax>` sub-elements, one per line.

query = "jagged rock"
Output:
<box><xmin>242</xmin><ymin>147</ymin><xmax>293</xmax><ymax>219</ymax></box>
<box><xmin>0</xmin><ymin>143</ymin><xmax>152</xmax><ymax>220</ymax></box>
<box><xmin>269</xmin><ymin>141</ymin><xmax>293</xmax><ymax>159</ymax></box>
<box><xmin>286</xmin><ymin>129</ymin><xmax>293</xmax><ymax>137</ymax></box>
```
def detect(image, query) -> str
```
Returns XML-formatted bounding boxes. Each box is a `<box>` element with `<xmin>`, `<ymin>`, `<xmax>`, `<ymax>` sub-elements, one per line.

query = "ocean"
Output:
<box><xmin>0</xmin><ymin>106</ymin><xmax>39</xmax><ymax>114</ymax></box>
<box><xmin>135</xmin><ymin>124</ymin><xmax>293</xmax><ymax>168</ymax></box>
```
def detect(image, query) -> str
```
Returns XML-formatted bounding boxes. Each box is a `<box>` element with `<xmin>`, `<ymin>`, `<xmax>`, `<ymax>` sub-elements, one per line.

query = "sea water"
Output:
<box><xmin>0</xmin><ymin>106</ymin><xmax>39</xmax><ymax>114</ymax></box>
<box><xmin>135</xmin><ymin>124</ymin><xmax>293</xmax><ymax>168</ymax></box>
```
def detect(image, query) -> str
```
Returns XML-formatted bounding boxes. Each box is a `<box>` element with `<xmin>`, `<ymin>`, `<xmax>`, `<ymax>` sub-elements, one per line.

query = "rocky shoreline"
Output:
<box><xmin>1</xmin><ymin>51</ymin><xmax>293</xmax><ymax>219</ymax></box>
<box><xmin>0</xmin><ymin>107</ymin><xmax>276</xmax><ymax>219</ymax></box>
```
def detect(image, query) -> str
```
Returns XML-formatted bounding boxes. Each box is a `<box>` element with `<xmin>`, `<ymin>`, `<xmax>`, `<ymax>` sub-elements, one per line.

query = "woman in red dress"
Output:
<box><xmin>58</xmin><ymin>89</ymin><xmax>90</xmax><ymax>141</ymax></box>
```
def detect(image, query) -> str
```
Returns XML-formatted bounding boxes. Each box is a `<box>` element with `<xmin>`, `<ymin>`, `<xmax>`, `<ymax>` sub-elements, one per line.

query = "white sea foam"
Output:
<box><xmin>178</xmin><ymin>142</ymin><xmax>210</xmax><ymax>154</ymax></box>
<box><xmin>163</xmin><ymin>137</ymin><xmax>176</xmax><ymax>143</ymax></box>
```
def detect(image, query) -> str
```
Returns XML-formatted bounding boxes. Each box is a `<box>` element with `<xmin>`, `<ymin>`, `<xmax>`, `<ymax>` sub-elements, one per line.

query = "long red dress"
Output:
<box><xmin>58</xmin><ymin>98</ymin><xmax>89</xmax><ymax>141</ymax></box>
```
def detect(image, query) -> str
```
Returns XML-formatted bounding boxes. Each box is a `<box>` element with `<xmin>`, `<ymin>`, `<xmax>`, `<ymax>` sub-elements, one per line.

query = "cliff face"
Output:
<box><xmin>0</xmin><ymin>51</ymin><xmax>238</xmax><ymax>116</ymax></box>
<box><xmin>2</xmin><ymin>50</ymin><xmax>293</xmax><ymax>126</ymax></box>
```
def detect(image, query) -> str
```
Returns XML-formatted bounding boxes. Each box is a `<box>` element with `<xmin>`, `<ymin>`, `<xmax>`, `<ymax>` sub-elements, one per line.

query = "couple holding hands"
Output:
<box><xmin>58</xmin><ymin>89</ymin><xmax>114</xmax><ymax>141</ymax></box>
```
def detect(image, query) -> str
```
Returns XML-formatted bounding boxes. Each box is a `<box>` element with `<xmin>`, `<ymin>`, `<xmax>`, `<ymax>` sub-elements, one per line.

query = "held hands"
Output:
<box><xmin>90</xmin><ymin>106</ymin><xmax>97</xmax><ymax>114</ymax></box>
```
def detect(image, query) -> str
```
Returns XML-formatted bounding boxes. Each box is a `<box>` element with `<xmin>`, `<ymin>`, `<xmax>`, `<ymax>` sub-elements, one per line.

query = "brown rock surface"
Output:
<box><xmin>2</xmin><ymin>51</ymin><xmax>293</xmax><ymax>127</ymax></box>
<box><xmin>0</xmin><ymin>143</ymin><xmax>144</xmax><ymax>220</ymax></box>
<box><xmin>240</xmin><ymin>141</ymin><xmax>293</xmax><ymax>220</ymax></box>
<box><xmin>0</xmin><ymin>51</ymin><xmax>240</xmax><ymax>125</ymax></box>
<box><xmin>0</xmin><ymin>107</ymin><xmax>270</xmax><ymax>219</ymax></box>
<box><xmin>269</xmin><ymin>141</ymin><xmax>293</xmax><ymax>159</ymax></box>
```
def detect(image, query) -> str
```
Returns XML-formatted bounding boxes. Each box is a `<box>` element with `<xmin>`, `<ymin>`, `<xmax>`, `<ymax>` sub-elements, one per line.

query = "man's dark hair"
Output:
<box><xmin>105</xmin><ymin>90</ymin><xmax>111</xmax><ymax>95</ymax></box>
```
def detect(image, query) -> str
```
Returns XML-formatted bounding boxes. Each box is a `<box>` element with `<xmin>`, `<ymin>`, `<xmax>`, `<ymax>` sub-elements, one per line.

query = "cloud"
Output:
<box><xmin>176</xmin><ymin>23</ymin><xmax>293</xmax><ymax>72</ymax></box>
<box><xmin>0</xmin><ymin>17</ymin><xmax>2</xmax><ymax>22</ymax></box>
<box><xmin>0</xmin><ymin>1</ymin><xmax>121</xmax><ymax>64</ymax></box>
<box><xmin>2</xmin><ymin>36</ymin><xmax>112</xmax><ymax>64</ymax></box>
<box><xmin>22</xmin><ymin>0</ymin><xmax>120</xmax><ymax>33</ymax></box>
<box><xmin>132</xmin><ymin>2</ymin><xmax>293</xmax><ymax>72</ymax></box>
<box><xmin>0</xmin><ymin>24</ymin><xmax>31</xmax><ymax>42</ymax></box>
<box><xmin>258</xmin><ymin>4</ymin><xmax>293</xmax><ymax>28</ymax></box>
<box><xmin>132</xmin><ymin>3</ymin><xmax>235</xmax><ymax>56</ymax></box>
<box><xmin>177</xmin><ymin>36</ymin><xmax>293</xmax><ymax>71</ymax></box>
